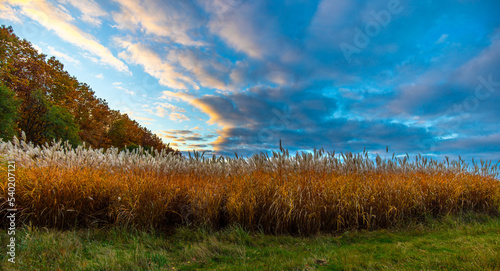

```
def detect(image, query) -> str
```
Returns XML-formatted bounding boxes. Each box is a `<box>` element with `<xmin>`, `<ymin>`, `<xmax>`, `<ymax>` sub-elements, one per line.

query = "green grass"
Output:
<box><xmin>1</xmin><ymin>213</ymin><xmax>500</xmax><ymax>270</ymax></box>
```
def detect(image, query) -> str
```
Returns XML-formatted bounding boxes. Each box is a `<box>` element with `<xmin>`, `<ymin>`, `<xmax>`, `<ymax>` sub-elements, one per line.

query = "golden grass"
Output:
<box><xmin>1</xmin><ymin>136</ymin><xmax>499</xmax><ymax>234</ymax></box>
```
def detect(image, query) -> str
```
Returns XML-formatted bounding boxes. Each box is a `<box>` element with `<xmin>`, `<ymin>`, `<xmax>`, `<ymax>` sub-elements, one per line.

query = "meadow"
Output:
<box><xmin>1</xmin><ymin>135</ymin><xmax>499</xmax><ymax>235</ymax></box>
<box><xmin>1</xmin><ymin>214</ymin><xmax>500</xmax><ymax>270</ymax></box>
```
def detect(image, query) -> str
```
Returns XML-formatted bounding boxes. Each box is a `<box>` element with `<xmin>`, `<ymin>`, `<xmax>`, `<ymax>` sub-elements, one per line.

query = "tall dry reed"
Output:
<box><xmin>1</xmin><ymin>135</ymin><xmax>499</xmax><ymax>234</ymax></box>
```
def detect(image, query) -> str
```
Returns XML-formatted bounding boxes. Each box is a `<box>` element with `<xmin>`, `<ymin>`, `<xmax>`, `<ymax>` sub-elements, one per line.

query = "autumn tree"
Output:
<box><xmin>0</xmin><ymin>25</ymin><xmax>178</xmax><ymax>153</ymax></box>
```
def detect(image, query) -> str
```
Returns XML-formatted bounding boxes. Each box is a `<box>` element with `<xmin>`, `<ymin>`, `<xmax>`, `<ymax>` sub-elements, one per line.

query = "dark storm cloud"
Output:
<box><xmin>187</xmin><ymin>83</ymin><xmax>435</xmax><ymax>156</ymax></box>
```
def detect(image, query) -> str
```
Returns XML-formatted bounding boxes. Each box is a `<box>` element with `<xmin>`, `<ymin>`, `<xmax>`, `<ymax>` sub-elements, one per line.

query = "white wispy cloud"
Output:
<box><xmin>125</xmin><ymin>111</ymin><xmax>155</xmax><ymax>122</ymax></box>
<box><xmin>111</xmin><ymin>0</ymin><xmax>204</xmax><ymax>46</ymax></box>
<box><xmin>169</xmin><ymin>112</ymin><xmax>189</xmax><ymax>122</ymax></box>
<box><xmin>148</xmin><ymin>102</ymin><xmax>189</xmax><ymax>122</ymax></box>
<box><xmin>4</xmin><ymin>0</ymin><xmax>129</xmax><ymax>73</ymax></box>
<box><xmin>47</xmin><ymin>46</ymin><xmax>80</xmax><ymax>65</ymax></box>
<box><xmin>32</xmin><ymin>44</ymin><xmax>43</xmax><ymax>54</ymax></box>
<box><xmin>60</xmin><ymin>0</ymin><xmax>107</xmax><ymax>26</ymax></box>
<box><xmin>113</xmin><ymin>84</ymin><xmax>135</xmax><ymax>95</ymax></box>
<box><xmin>155</xmin><ymin>102</ymin><xmax>186</xmax><ymax>113</ymax></box>
<box><xmin>436</xmin><ymin>34</ymin><xmax>449</xmax><ymax>44</ymax></box>
<box><xmin>0</xmin><ymin>3</ymin><xmax>21</xmax><ymax>23</ymax></box>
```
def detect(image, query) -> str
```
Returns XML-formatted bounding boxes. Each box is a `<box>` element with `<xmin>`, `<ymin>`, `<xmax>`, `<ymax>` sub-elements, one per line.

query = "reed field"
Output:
<box><xmin>1</xmin><ymin>135</ymin><xmax>499</xmax><ymax>235</ymax></box>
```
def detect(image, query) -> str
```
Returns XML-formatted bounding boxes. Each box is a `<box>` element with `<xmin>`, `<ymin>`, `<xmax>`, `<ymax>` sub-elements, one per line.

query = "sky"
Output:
<box><xmin>1</xmin><ymin>0</ymin><xmax>500</xmax><ymax>161</ymax></box>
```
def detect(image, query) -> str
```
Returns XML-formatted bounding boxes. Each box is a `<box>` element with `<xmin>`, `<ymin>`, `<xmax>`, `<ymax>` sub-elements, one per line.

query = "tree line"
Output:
<box><xmin>0</xmin><ymin>25</ymin><xmax>179</xmax><ymax>154</ymax></box>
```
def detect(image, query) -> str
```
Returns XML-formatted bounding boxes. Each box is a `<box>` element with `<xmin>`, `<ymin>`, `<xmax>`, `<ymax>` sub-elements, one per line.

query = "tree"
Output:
<box><xmin>107</xmin><ymin>118</ymin><xmax>127</xmax><ymax>148</ymax></box>
<box><xmin>16</xmin><ymin>89</ymin><xmax>81</xmax><ymax>145</ymax></box>
<box><xmin>0</xmin><ymin>84</ymin><xmax>19</xmax><ymax>140</ymax></box>
<box><xmin>18</xmin><ymin>89</ymin><xmax>49</xmax><ymax>144</ymax></box>
<box><xmin>0</xmin><ymin>25</ymin><xmax>179</xmax><ymax>153</ymax></box>
<box><xmin>43</xmin><ymin>104</ymin><xmax>81</xmax><ymax>146</ymax></box>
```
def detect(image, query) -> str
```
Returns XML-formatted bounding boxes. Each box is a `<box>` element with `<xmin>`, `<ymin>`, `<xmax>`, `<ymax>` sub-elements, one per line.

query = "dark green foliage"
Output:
<box><xmin>43</xmin><ymin>104</ymin><xmax>81</xmax><ymax>146</ymax></box>
<box><xmin>107</xmin><ymin>119</ymin><xmax>126</xmax><ymax>148</ymax></box>
<box><xmin>0</xmin><ymin>84</ymin><xmax>19</xmax><ymax>141</ymax></box>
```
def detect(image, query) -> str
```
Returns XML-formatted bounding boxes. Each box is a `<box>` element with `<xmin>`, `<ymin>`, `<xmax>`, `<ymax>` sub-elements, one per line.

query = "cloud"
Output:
<box><xmin>111</xmin><ymin>0</ymin><xmax>205</xmax><ymax>46</ymax></box>
<box><xmin>167</xmin><ymin>48</ymin><xmax>234</xmax><ymax>91</ymax></box>
<box><xmin>32</xmin><ymin>44</ymin><xmax>43</xmax><ymax>53</ymax></box>
<box><xmin>199</xmin><ymin>0</ymin><xmax>310</xmax><ymax>64</ymax></box>
<box><xmin>47</xmin><ymin>46</ymin><xmax>81</xmax><ymax>65</ymax></box>
<box><xmin>159</xmin><ymin>130</ymin><xmax>216</xmax><ymax>150</ymax></box>
<box><xmin>161</xmin><ymin>91</ymin><xmax>235</xmax><ymax>127</ymax></box>
<box><xmin>200</xmin><ymin>0</ymin><xmax>313</xmax><ymax>68</ymax></box>
<box><xmin>124</xmin><ymin>110</ymin><xmax>155</xmax><ymax>122</ymax></box>
<box><xmin>133</xmin><ymin>116</ymin><xmax>154</xmax><ymax>121</ymax></box>
<box><xmin>387</xmin><ymin>30</ymin><xmax>500</xmax><ymax>121</ymax></box>
<box><xmin>433</xmin><ymin>132</ymin><xmax>500</xmax><ymax>161</ymax></box>
<box><xmin>436</xmin><ymin>34</ymin><xmax>448</xmax><ymax>44</ymax></box>
<box><xmin>152</xmin><ymin>102</ymin><xmax>185</xmax><ymax>115</ymax></box>
<box><xmin>96</xmin><ymin>73</ymin><xmax>104</xmax><ymax>79</ymax></box>
<box><xmin>115</xmin><ymin>38</ymin><xmax>197</xmax><ymax>89</ymax></box>
<box><xmin>454</xmin><ymin>32</ymin><xmax>500</xmax><ymax>87</ymax></box>
<box><xmin>147</xmin><ymin>102</ymin><xmax>189</xmax><ymax>122</ymax></box>
<box><xmin>200</xmin><ymin>0</ymin><xmax>266</xmax><ymax>58</ymax></box>
<box><xmin>162</xmin><ymin>130</ymin><xmax>196</xmax><ymax>136</ymax></box>
<box><xmin>213</xmin><ymin>118</ymin><xmax>434</xmax><ymax>157</ymax></box>
<box><xmin>106</xmin><ymin>1</ymin><xmax>315</xmax><ymax>93</ymax></box>
<box><xmin>113</xmin><ymin>84</ymin><xmax>135</xmax><ymax>95</ymax></box>
<box><xmin>161</xmin><ymin>135</ymin><xmax>178</xmax><ymax>140</ymax></box>
<box><xmin>169</xmin><ymin>112</ymin><xmax>189</xmax><ymax>122</ymax></box>
<box><xmin>116</xmin><ymin>38</ymin><xmax>247</xmax><ymax>92</ymax></box>
<box><xmin>184</xmin><ymin>143</ymin><xmax>211</xmax><ymax>151</ymax></box>
<box><xmin>161</xmin><ymin>83</ymin><xmax>435</xmax><ymax>154</ymax></box>
<box><xmin>4</xmin><ymin>0</ymin><xmax>129</xmax><ymax>73</ymax></box>
<box><xmin>60</xmin><ymin>0</ymin><xmax>107</xmax><ymax>26</ymax></box>
<box><xmin>0</xmin><ymin>3</ymin><xmax>21</xmax><ymax>23</ymax></box>
<box><xmin>183</xmin><ymin>134</ymin><xmax>204</xmax><ymax>141</ymax></box>
<box><xmin>307</xmin><ymin>0</ymin><xmax>353</xmax><ymax>43</ymax></box>
<box><xmin>160</xmin><ymin>90</ymin><xmax>236</xmax><ymax>126</ymax></box>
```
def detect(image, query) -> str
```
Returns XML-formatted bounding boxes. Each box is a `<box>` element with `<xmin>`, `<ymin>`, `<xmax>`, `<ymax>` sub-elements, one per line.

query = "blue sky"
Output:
<box><xmin>1</xmin><ymin>0</ymin><xmax>500</xmax><ymax>160</ymax></box>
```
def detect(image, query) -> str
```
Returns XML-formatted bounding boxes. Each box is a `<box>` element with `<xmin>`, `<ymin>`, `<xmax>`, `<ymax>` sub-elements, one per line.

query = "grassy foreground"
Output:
<box><xmin>1</xmin><ymin>213</ymin><xmax>499</xmax><ymax>271</ymax></box>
